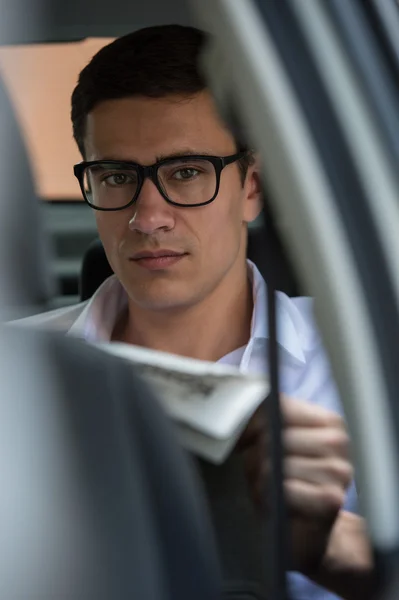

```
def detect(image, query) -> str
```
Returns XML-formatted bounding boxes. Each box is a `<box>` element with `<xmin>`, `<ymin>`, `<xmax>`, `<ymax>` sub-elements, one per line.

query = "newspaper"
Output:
<box><xmin>95</xmin><ymin>342</ymin><xmax>269</xmax><ymax>464</ymax></box>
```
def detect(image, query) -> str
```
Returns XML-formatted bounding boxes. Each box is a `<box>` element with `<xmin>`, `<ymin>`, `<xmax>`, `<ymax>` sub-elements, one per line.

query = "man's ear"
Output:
<box><xmin>243</xmin><ymin>153</ymin><xmax>262</xmax><ymax>224</ymax></box>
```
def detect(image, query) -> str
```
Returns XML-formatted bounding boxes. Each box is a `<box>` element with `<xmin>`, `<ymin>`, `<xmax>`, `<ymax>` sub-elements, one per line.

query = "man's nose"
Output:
<box><xmin>128</xmin><ymin>179</ymin><xmax>175</xmax><ymax>235</ymax></box>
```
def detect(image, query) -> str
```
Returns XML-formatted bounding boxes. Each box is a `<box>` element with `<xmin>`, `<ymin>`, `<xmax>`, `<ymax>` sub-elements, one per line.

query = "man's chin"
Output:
<box><xmin>119</xmin><ymin>267</ymin><xmax>199</xmax><ymax>311</ymax></box>
<box><xmin>132</xmin><ymin>295</ymin><xmax>193</xmax><ymax>313</ymax></box>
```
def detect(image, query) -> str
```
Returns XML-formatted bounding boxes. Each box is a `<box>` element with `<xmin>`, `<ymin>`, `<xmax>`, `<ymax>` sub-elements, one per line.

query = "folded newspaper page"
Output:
<box><xmin>95</xmin><ymin>342</ymin><xmax>269</xmax><ymax>464</ymax></box>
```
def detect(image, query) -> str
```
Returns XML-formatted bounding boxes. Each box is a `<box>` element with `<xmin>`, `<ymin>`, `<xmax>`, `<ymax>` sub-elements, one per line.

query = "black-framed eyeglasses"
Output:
<box><xmin>73</xmin><ymin>151</ymin><xmax>247</xmax><ymax>210</ymax></box>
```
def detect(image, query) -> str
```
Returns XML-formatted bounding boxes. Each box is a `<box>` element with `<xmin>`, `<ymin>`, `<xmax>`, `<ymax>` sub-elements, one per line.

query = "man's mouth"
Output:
<box><xmin>130</xmin><ymin>250</ymin><xmax>187</xmax><ymax>270</ymax></box>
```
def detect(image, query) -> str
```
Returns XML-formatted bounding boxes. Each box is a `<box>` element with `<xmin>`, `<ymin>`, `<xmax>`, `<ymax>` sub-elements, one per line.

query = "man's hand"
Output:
<box><xmin>313</xmin><ymin>510</ymin><xmax>374</xmax><ymax>600</ymax></box>
<box><xmin>239</xmin><ymin>395</ymin><xmax>354</xmax><ymax>574</ymax></box>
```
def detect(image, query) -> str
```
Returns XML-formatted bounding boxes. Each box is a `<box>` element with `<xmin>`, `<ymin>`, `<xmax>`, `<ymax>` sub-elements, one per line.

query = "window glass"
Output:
<box><xmin>0</xmin><ymin>39</ymin><xmax>113</xmax><ymax>200</ymax></box>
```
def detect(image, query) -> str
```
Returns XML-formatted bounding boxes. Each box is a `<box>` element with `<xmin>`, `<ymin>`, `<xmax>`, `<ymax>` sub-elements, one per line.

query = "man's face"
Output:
<box><xmin>83</xmin><ymin>91</ymin><xmax>261</xmax><ymax>312</ymax></box>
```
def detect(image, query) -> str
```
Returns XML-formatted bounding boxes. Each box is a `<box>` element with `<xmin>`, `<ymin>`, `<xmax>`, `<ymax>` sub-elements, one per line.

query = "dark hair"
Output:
<box><xmin>71</xmin><ymin>24</ymin><xmax>254</xmax><ymax>181</ymax></box>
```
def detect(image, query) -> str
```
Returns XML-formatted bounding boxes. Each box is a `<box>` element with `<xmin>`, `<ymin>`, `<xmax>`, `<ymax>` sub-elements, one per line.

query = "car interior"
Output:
<box><xmin>2</xmin><ymin>0</ymin><xmax>399</xmax><ymax>598</ymax></box>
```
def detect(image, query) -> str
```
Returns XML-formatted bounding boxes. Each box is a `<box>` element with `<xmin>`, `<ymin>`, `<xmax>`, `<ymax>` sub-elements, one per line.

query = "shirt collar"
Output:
<box><xmin>248</xmin><ymin>260</ymin><xmax>306</xmax><ymax>364</ymax></box>
<box><xmin>68</xmin><ymin>274</ymin><xmax>127</xmax><ymax>342</ymax></box>
<box><xmin>68</xmin><ymin>259</ymin><xmax>307</xmax><ymax>365</ymax></box>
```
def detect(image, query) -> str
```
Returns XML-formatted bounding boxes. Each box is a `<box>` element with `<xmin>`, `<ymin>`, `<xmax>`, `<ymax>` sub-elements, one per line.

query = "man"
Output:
<box><xmin>18</xmin><ymin>25</ymin><xmax>373</xmax><ymax>599</ymax></box>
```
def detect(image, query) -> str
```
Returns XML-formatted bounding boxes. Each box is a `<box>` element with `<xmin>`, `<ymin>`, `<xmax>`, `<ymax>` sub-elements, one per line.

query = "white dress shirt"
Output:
<box><xmin>15</xmin><ymin>259</ymin><xmax>356</xmax><ymax>600</ymax></box>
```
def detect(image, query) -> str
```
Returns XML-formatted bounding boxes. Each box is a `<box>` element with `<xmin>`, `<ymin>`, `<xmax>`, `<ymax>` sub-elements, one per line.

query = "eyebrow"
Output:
<box><xmin>155</xmin><ymin>150</ymin><xmax>213</xmax><ymax>162</ymax></box>
<box><xmin>97</xmin><ymin>150</ymin><xmax>214</xmax><ymax>164</ymax></box>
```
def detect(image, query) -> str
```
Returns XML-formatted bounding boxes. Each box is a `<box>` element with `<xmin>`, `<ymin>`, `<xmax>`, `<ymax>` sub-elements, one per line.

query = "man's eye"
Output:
<box><xmin>173</xmin><ymin>168</ymin><xmax>200</xmax><ymax>181</ymax></box>
<box><xmin>103</xmin><ymin>173</ymin><xmax>134</xmax><ymax>186</ymax></box>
